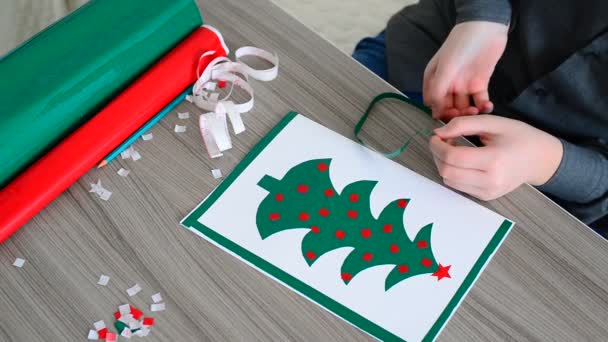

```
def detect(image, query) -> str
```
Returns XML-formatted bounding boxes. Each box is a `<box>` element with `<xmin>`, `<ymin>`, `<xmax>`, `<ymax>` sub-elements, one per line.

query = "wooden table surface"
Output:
<box><xmin>1</xmin><ymin>0</ymin><xmax>608</xmax><ymax>341</ymax></box>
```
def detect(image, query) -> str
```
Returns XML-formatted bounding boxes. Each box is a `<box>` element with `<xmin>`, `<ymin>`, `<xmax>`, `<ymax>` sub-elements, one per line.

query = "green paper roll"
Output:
<box><xmin>0</xmin><ymin>0</ymin><xmax>202</xmax><ymax>187</ymax></box>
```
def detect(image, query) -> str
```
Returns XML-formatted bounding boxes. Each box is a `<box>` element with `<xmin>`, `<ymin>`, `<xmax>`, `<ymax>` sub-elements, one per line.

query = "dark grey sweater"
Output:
<box><xmin>386</xmin><ymin>0</ymin><xmax>608</xmax><ymax>227</ymax></box>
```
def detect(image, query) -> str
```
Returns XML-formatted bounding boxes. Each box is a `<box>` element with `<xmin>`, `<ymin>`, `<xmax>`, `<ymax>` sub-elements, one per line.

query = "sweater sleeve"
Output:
<box><xmin>537</xmin><ymin>139</ymin><xmax>608</xmax><ymax>224</ymax></box>
<box><xmin>454</xmin><ymin>0</ymin><xmax>512</xmax><ymax>25</ymax></box>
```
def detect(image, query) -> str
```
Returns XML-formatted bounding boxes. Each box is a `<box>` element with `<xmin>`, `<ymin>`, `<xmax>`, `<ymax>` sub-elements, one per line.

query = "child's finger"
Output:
<box><xmin>429</xmin><ymin>135</ymin><xmax>491</xmax><ymax>170</ymax></box>
<box><xmin>442</xmin><ymin>178</ymin><xmax>492</xmax><ymax>200</ymax></box>
<box><xmin>434</xmin><ymin>156</ymin><xmax>488</xmax><ymax>186</ymax></box>
<box><xmin>434</xmin><ymin>114</ymin><xmax>505</xmax><ymax>138</ymax></box>
<box><xmin>481</xmin><ymin>100</ymin><xmax>494</xmax><ymax>113</ymax></box>
<box><xmin>462</xmin><ymin>106</ymin><xmax>479</xmax><ymax>115</ymax></box>
<box><xmin>425</xmin><ymin>62</ymin><xmax>456</xmax><ymax>111</ymax></box>
<box><xmin>454</xmin><ymin>92</ymin><xmax>469</xmax><ymax>110</ymax></box>
<box><xmin>472</xmin><ymin>91</ymin><xmax>490</xmax><ymax>110</ymax></box>
<box><xmin>423</xmin><ymin>58</ymin><xmax>438</xmax><ymax>107</ymax></box>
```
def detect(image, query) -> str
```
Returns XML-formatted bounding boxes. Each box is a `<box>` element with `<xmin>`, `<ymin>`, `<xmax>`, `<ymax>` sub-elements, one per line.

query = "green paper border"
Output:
<box><xmin>182</xmin><ymin>112</ymin><xmax>513</xmax><ymax>342</ymax></box>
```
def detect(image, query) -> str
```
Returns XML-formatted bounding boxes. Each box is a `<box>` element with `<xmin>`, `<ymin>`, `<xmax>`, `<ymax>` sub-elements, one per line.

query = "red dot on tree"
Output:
<box><xmin>311</xmin><ymin>225</ymin><xmax>320</xmax><ymax>234</ymax></box>
<box><xmin>390</xmin><ymin>244</ymin><xmax>399</xmax><ymax>253</ymax></box>
<box><xmin>347</xmin><ymin>210</ymin><xmax>358</xmax><ymax>219</ymax></box>
<box><xmin>397</xmin><ymin>199</ymin><xmax>409</xmax><ymax>208</ymax></box>
<box><xmin>360</xmin><ymin>228</ymin><xmax>372</xmax><ymax>239</ymax></box>
<box><xmin>335</xmin><ymin>230</ymin><xmax>346</xmax><ymax>240</ymax></box>
<box><xmin>297</xmin><ymin>184</ymin><xmax>309</xmax><ymax>193</ymax></box>
<box><xmin>305</xmin><ymin>250</ymin><xmax>316</xmax><ymax>260</ymax></box>
<box><xmin>421</xmin><ymin>258</ymin><xmax>433</xmax><ymax>268</ymax></box>
<box><xmin>275</xmin><ymin>193</ymin><xmax>284</xmax><ymax>202</ymax></box>
<box><xmin>319</xmin><ymin>208</ymin><xmax>330</xmax><ymax>217</ymax></box>
<box><xmin>417</xmin><ymin>240</ymin><xmax>428</xmax><ymax>249</ymax></box>
<box><xmin>299</xmin><ymin>212</ymin><xmax>310</xmax><ymax>221</ymax></box>
<box><xmin>324</xmin><ymin>188</ymin><xmax>335</xmax><ymax>197</ymax></box>
<box><xmin>317</xmin><ymin>162</ymin><xmax>328</xmax><ymax>172</ymax></box>
<box><xmin>398</xmin><ymin>264</ymin><xmax>409</xmax><ymax>273</ymax></box>
<box><xmin>383</xmin><ymin>224</ymin><xmax>393</xmax><ymax>233</ymax></box>
<box><xmin>269</xmin><ymin>213</ymin><xmax>280</xmax><ymax>221</ymax></box>
<box><xmin>341</xmin><ymin>273</ymin><xmax>353</xmax><ymax>282</ymax></box>
<box><xmin>362</xmin><ymin>252</ymin><xmax>373</xmax><ymax>262</ymax></box>
<box><xmin>349</xmin><ymin>193</ymin><xmax>359</xmax><ymax>202</ymax></box>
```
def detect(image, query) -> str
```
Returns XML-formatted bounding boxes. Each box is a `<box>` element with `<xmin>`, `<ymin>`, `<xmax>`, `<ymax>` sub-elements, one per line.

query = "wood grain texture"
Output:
<box><xmin>1</xmin><ymin>0</ymin><xmax>608</xmax><ymax>341</ymax></box>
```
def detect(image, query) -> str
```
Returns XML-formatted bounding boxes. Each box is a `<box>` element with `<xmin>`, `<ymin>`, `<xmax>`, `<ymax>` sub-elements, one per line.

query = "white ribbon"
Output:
<box><xmin>192</xmin><ymin>47</ymin><xmax>279</xmax><ymax>158</ymax></box>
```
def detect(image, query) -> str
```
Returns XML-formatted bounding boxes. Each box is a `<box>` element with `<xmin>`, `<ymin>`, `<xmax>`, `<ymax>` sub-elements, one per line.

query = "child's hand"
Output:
<box><xmin>429</xmin><ymin>115</ymin><xmax>563</xmax><ymax>201</ymax></box>
<box><xmin>423</xmin><ymin>21</ymin><xmax>508</xmax><ymax>120</ymax></box>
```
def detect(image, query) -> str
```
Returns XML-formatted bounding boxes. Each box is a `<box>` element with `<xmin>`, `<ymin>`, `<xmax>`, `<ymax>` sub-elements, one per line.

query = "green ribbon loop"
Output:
<box><xmin>354</xmin><ymin>92</ymin><xmax>433</xmax><ymax>159</ymax></box>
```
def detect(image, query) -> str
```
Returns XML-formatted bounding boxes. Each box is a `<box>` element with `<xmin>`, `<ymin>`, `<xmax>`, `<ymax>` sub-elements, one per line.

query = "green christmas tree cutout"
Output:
<box><xmin>256</xmin><ymin>159</ymin><xmax>451</xmax><ymax>290</ymax></box>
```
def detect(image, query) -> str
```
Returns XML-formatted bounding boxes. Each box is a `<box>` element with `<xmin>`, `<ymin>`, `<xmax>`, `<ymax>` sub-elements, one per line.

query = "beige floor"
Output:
<box><xmin>270</xmin><ymin>0</ymin><xmax>411</xmax><ymax>53</ymax></box>
<box><xmin>0</xmin><ymin>0</ymin><xmax>414</xmax><ymax>55</ymax></box>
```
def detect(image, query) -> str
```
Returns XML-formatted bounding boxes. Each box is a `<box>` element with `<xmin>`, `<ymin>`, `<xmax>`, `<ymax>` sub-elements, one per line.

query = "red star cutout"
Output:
<box><xmin>432</xmin><ymin>264</ymin><xmax>451</xmax><ymax>281</ymax></box>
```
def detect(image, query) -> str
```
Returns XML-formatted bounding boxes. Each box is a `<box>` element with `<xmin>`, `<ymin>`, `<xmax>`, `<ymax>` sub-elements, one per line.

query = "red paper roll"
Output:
<box><xmin>0</xmin><ymin>26</ymin><xmax>228</xmax><ymax>242</ymax></box>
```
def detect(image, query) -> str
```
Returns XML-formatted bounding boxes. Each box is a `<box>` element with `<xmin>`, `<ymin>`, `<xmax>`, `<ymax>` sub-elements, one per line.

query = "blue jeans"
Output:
<box><xmin>352</xmin><ymin>31</ymin><xmax>423</xmax><ymax>105</ymax></box>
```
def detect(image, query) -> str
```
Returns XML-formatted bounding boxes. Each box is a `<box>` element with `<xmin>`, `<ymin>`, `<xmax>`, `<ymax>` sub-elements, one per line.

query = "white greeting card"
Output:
<box><xmin>182</xmin><ymin>112</ymin><xmax>513</xmax><ymax>341</ymax></box>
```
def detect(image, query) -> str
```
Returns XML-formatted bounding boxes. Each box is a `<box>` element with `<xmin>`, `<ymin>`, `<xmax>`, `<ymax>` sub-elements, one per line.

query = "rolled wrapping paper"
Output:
<box><xmin>0</xmin><ymin>0</ymin><xmax>202</xmax><ymax>187</ymax></box>
<box><xmin>0</xmin><ymin>26</ymin><xmax>229</xmax><ymax>242</ymax></box>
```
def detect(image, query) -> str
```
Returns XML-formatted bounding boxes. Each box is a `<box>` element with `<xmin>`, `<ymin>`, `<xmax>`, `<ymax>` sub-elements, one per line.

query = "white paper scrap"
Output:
<box><xmin>120</xmin><ymin>328</ymin><xmax>132</xmax><ymax>339</ymax></box>
<box><xmin>211</xmin><ymin>169</ymin><xmax>222</xmax><ymax>179</ymax></box>
<box><xmin>120</xmin><ymin>149</ymin><xmax>131</xmax><ymax>160</ymax></box>
<box><xmin>126</xmin><ymin>283</ymin><xmax>142</xmax><ymax>297</ymax></box>
<box><xmin>118</xmin><ymin>304</ymin><xmax>131</xmax><ymax>315</ymax></box>
<box><xmin>89</xmin><ymin>180</ymin><xmax>103</xmax><ymax>193</ymax></box>
<box><xmin>128</xmin><ymin>320</ymin><xmax>141</xmax><ymax>330</ymax></box>
<box><xmin>138</xmin><ymin>327</ymin><xmax>151</xmax><ymax>337</ymax></box>
<box><xmin>131</xmin><ymin>150</ymin><xmax>142</xmax><ymax>161</ymax></box>
<box><xmin>87</xmin><ymin>329</ymin><xmax>99</xmax><ymax>340</ymax></box>
<box><xmin>98</xmin><ymin>189</ymin><xmax>112</xmax><ymax>201</ymax></box>
<box><xmin>93</xmin><ymin>320</ymin><xmax>105</xmax><ymax>331</ymax></box>
<box><xmin>174</xmin><ymin>124</ymin><xmax>187</xmax><ymax>133</ymax></box>
<box><xmin>151</xmin><ymin>292</ymin><xmax>163</xmax><ymax>303</ymax></box>
<box><xmin>117</xmin><ymin>168</ymin><xmax>130</xmax><ymax>177</ymax></box>
<box><xmin>12</xmin><ymin>258</ymin><xmax>25</xmax><ymax>268</ymax></box>
<box><xmin>178</xmin><ymin>112</ymin><xmax>190</xmax><ymax>120</ymax></box>
<box><xmin>150</xmin><ymin>302</ymin><xmax>166</xmax><ymax>312</ymax></box>
<box><xmin>118</xmin><ymin>313</ymin><xmax>133</xmax><ymax>324</ymax></box>
<box><xmin>142</xmin><ymin>133</ymin><xmax>154</xmax><ymax>141</ymax></box>
<box><xmin>90</xmin><ymin>180</ymin><xmax>111</xmax><ymax>200</ymax></box>
<box><xmin>185</xmin><ymin>95</ymin><xmax>193</xmax><ymax>103</ymax></box>
<box><xmin>209</xmin><ymin>92</ymin><xmax>220</xmax><ymax>102</ymax></box>
<box><xmin>97</xmin><ymin>274</ymin><xmax>110</xmax><ymax>286</ymax></box>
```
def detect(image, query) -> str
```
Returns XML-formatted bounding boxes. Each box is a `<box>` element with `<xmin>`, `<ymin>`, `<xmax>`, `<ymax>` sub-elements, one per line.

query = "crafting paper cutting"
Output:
<box><xmin>0</xmin><ymin>25</ymin><xmax>229</xmax><ymax>242</ymax></box>
<box><xmin>192</xmin><ymin>46</ymin><xmax>279</xmax><ymax>158</ymax></box>
<box><xmin>0</xmin><ymin>0</ymin><xmax>202</xmax><ymax>187</ymax></box>
<box><xmin>256</xmin><ymin>158</ymin><xmax>447</xmax><ymax>289</ymax></box>
<box><xmin>181</xmin><ymin>112</ymin><xmax>513</xmax><ymax>342</ymax></box>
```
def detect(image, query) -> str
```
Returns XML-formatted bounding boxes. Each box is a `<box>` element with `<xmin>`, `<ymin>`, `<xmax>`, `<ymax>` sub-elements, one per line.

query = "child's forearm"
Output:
<box><xmin>537</xmin><ymin>140</ymin><xmax>608</xmax><ymax>223</ymax></box>
<box><xmin>454</xmin><ymin>0</ymin><xmax>512</xmax><ymax>26</ymax></box>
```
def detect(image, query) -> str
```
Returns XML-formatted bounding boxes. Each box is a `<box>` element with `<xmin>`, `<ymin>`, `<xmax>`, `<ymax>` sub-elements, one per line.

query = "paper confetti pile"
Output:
<box><xmin>86</xmin><ymin>277</ymin><xmax>164</xmax><ymax>340</ymax></box>
<box><xmin>114</xmin><ymin>304</ymin><xmax>154</xmax><ymax>338</ymax></box>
